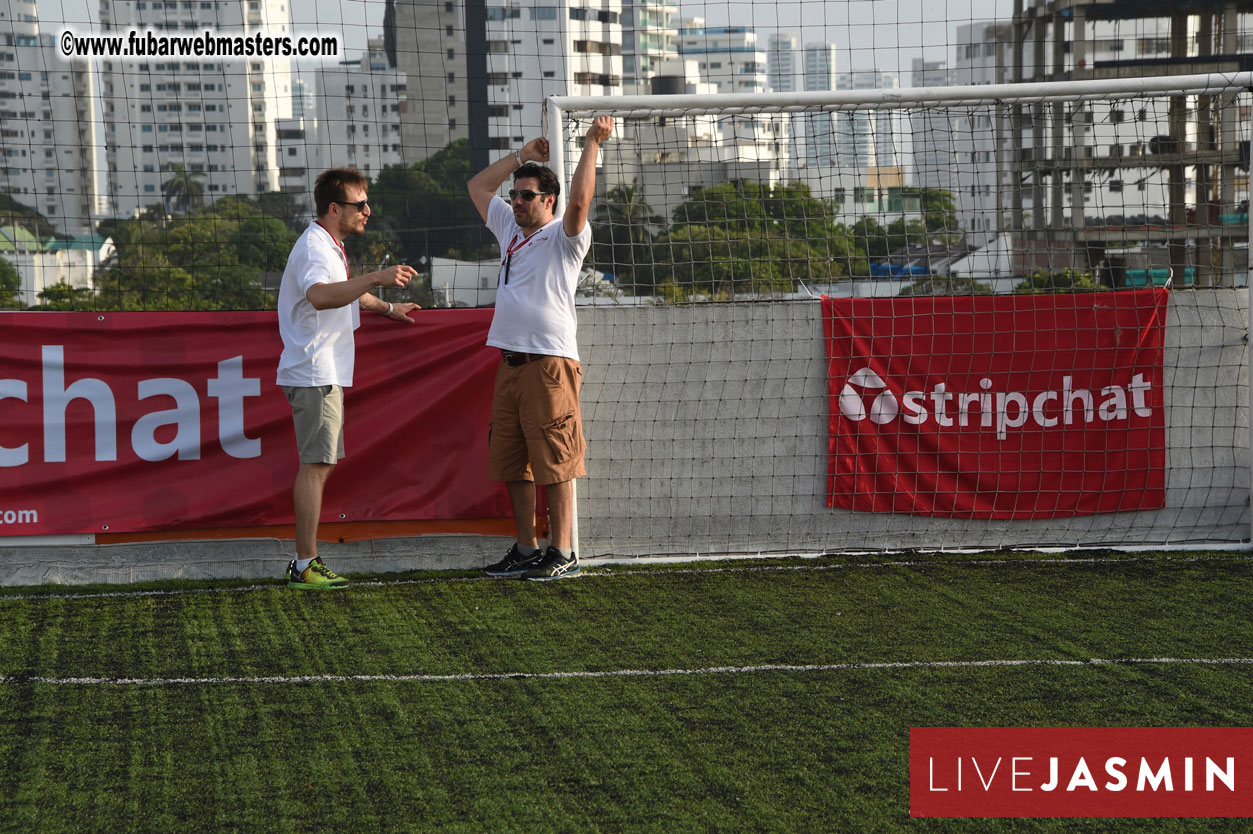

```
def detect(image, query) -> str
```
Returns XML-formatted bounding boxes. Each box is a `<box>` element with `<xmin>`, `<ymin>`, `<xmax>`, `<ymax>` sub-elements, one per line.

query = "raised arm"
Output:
<box><xmin>468</xmin><ymin>137</ymin><xmax>550</xmax><ymax>221</ymax></box>
<box><xmin>564</xmin><ymin>116</ymin><xmax>614</xmax><ymax>238</ymax></box>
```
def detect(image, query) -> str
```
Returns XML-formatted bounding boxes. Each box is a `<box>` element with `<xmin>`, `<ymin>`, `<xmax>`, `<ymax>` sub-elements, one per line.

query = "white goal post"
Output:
<box><xmin>541</xmin><ymin>73</ymin><xmax>1253</xmax><ymax>557</ymax></box>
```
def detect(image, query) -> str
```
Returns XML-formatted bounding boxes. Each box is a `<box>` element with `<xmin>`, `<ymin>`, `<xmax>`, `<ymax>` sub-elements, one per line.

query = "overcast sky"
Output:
<box><xmin>35</xmin><ymin>0</ymin><xmax>1012</xmax><ymax>76</ymax></box>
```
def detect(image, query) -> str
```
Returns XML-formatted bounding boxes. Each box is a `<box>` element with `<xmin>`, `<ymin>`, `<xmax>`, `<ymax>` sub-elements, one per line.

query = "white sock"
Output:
<box><xmin>517</xmin><ymin>543</ymin><xmax>539</xmax><ymax>557</ymax></box>
<box><xmin>295</xmin><ymin>557</ymin><xmax>315</xmax><ymax>572</ymax></box>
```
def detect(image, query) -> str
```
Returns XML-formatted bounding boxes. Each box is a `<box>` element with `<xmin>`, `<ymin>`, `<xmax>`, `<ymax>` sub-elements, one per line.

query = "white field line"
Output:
<box><xmin>3</xmin><ymin>657</ymin><xmax>1251</xmax><ymax>687</ymax></box>
<box><xmin>0</xmin><ymin>553</ymin><xmax>1250</xmax><ymax>603</ymax></box>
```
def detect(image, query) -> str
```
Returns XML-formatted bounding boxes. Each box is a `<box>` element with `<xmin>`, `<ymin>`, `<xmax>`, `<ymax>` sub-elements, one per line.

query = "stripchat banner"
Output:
<box><xmin>0</xmin><ymin>310</ymin><xmax>510</xmax><ymax>535</ymax></box>
<box><xmin>822</xmin><ymin>288</ymin><xmax>1168</xmax><ymax>518</ymax></box>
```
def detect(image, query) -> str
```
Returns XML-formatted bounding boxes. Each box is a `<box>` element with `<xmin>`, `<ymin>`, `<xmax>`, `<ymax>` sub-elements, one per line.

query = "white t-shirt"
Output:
<box><xmin>484</xmin><ymin>196</ymin><xmax>591</xmax><ymax>361</ymax></box>
<box><xmin>275</xmin><ymin>221</ymin><xmax>361</xmax><ymax>387</ymax></box>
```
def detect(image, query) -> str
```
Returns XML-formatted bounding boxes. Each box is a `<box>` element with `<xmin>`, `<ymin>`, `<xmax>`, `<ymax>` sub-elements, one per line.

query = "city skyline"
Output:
<box><xmin>34</xmin><ymin>0</ymin><xmax>1013</xmax><ymax>76</ymax></box>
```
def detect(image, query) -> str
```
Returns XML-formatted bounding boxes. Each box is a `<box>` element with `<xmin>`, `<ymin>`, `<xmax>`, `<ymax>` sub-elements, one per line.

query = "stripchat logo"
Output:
<box><xmin>837</xmin><ymin>368</ymin><xmax>898</xmax><ymax>424</ymax></box>
<box><xmin>837</xmin><ymin>366</ymin><xmax>1154</xmax><ymax>440</ymax></box>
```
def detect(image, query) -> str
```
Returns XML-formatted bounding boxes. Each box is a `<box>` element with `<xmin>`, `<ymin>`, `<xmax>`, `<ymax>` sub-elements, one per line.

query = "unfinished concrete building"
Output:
<box><xmin>1006</xmin><ymin>0</ymin><xmax>1251</xmax><ymax>286</ymax></box>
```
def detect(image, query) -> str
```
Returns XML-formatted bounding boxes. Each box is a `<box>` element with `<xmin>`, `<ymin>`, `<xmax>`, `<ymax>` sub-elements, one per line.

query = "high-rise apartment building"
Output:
<box><xmin>393</xmin><ymin>0</ymin><xmax>622</xmax><ymax>168</ymax></box>
<box><xmin>392</xmin><ymin>0</ymin><xmax>470</xmax><ymax>164</ymax></box>
<box><xmin>908</xmin><ymin>57</ymin><xmax>956</xmax><ymax>225</ymax></box>
<box><xmin>766</xmin><ymin>33</ymin><xmax>798</xmax><ymax>93</ymax></box>
<box><xmin>483</xmin><ymin>1</ymin><xmax>623</xmax><ymax>152</ymax></box>
<box><xmin>0</xmin><ymin>0</ymin><xmax>106</xmax><ymax>235</ymax></box>
<box><xmin>311</xmin><ymin>37</ymin><xmax>407</xmax><ymax>180</ymax></box>
<box><xmin>291</xmin><ymin>76</ymin><xmax>313</xmax><ymax>119</ymax></box>
<box><xmin>835</xmin><ymin>70</ymin><xmax>900</xmax><ymax>170</ymax></box>
<box><xmin>677</xmin><ymin>20</ymin><xmax>766</xmax><ymax>94</ymax></box>
<box><xmin>622</xmin><ymin>0</ymin><xmax>677</xmax><ymax>93</ymax></box>
<box><xmin>801</xmin><ymin>42</ymin><xmax>838</xmax><ymax>166</ymax></box>
<box><xmin>98</xmin><ymin>0</ymin><xmax>295</xmax><ymax>216</ymax></box>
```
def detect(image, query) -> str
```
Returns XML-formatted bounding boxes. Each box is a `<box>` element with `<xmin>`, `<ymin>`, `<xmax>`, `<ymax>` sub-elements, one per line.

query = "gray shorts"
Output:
<box><xmin>283</xmin><ymin>385</ymin><xmax>345</xmax><ymax>464</ymax></box>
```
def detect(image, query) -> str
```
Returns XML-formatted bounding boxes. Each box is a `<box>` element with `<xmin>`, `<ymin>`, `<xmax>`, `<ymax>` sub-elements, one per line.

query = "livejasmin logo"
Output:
<box><xmin>838</xmin><ymin>367</ymin><xmax>1154</xmax><ymax>440</ymax></box>
<box><xmin>910</xmin><ymin>727</ymin><xmax>1253</xmax><ymax>818</ymax></box>
<box><xmin>927</xmin><ymin>754</ymin><xmax>1235</xmax><ymax>793</ymax></box>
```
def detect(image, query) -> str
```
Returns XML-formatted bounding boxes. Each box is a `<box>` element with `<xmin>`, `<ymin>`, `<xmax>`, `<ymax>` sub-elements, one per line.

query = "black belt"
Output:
<box><xmin>501</xmin><ymin>350</ymin><xmax>545</xmax><ymax>367</ymax></box>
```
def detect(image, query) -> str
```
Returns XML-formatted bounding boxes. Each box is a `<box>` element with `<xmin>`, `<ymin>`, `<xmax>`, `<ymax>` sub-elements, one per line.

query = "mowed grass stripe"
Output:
<box><xmin>2</xmin><ymin>665</ymin><xmax>1252</xmax><ymax>833</ymax></box>
<box><xmin>0</xmin><ymin>557</ymin><xmax>1248</xmax><ymax>682</ymax></box>
<box><xmin>0</xmin><ymin>551</ymin><xmax>1248</xmax><ymax>603</ymax></box>
<box><xmin>2</xmin><ymin>656</ymin><xmax>1252</xmax><ymax>686</ymax></box>
<box><xmin>0</xmin><ymin>557</ymin><xmax>1251</xmax><ymax>833</ymax></box>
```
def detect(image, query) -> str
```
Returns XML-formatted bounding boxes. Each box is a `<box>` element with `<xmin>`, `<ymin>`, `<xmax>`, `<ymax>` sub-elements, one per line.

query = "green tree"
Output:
<box><xmin>918</xmin><ymin>188</ymin><xmax>961</xmax><ymax>239</ymax></box>
<box><xmin>371</xmin><ymin>140</ymin><xmax>491</xmax><ymax>268</ymax></box>
<box><xmin>257</xmin><ymin>191</ymin><xmax>310</xmax><ymax>231</ymax></box>
<box><xmin>1013</xmin><ymin>269</ymin><xmax>1103</xmax><ymax>295</ymax></box>
<box><xmin>161</xmin><ymin>163</ymin><xmax>206</xmax><ymax>214</ymax></box>
<box><xmin>0</xmin><ymin>194</ymin><xmax>58</xmax><ymax>241</ymax></box>
<box><xmin>590</xmin><ymin>183</ymin><xmax>662</xmax><ymax>293</ymax></box>
<box><xmin>897</xmin><ymin>275</ymin><xmax>994</xmax><ymax>296</ymax></box>
<box><xmin>849</xmin><ymin>217</ymin><xmax>890</xmax><ymax>259</ymax></box>
<box><xmin>205</xmin><ymin>195</ymin><xmax>300</xmax><ymax>272</ymax></box>
<box><xmin>34</xmin><ymin>281</ymin><xmax>97</xmax><ymax>310</ymax></box>
<box><xmin>652</xmin><ymin>180</ymin><xmax>865</xmax><ymax>297</ymax></box>
<box><xmin>91</xmin><ymin>197</ymin><xmax>297</xmax><ymax>311</ymax></box>
<box><xmin>885</xmin><ymin>217</ymin><xmax>929</xmax><ymax>255</ymax></box>
<box><xmin>0</xmin><ymin>256</ymin><xmax>21</xmax><ymax>308</ymax></box>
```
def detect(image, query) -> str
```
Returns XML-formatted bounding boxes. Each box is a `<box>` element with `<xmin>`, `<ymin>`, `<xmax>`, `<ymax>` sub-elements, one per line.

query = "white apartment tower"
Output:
<box><xmin>622</xmin><ymin>0</ymin><xmax>677</xmax><ymax>93</ymax></box>
<box><xmin>604</xmin><ymin>57</ymin><xmax>785</xmax><ymax>223</ymax></box>
<box><xmin>801</xmin><ymin>42</ymin><xmax>838</xmax><ymax>166</ymax></box>
<box><xmin>275</xmin><ymin>38</ymin><xmax>408</xmax><ymax>217</ymax></box>
<box><xmin>99</xmin><ymin>0</ymin><xmax>295</xmax><ymax>216</ymax></box>
<box><xmin>310</xmin><ymin>38</ymin><xmax>407</xmax><ymax>180</ymax></box>
<box><xmin>766</xmin><ymin>33</ymin><xmax>799</xmax><ymax>93</ymax></box>
<box><xmin>484</xmin><ymin>1</ymin><xmax>624</xmax><ymax>152</ymax></box>
<box><xmin>677</xmin><ymin>20</ymin><xmax>767</xmax><ymax>94</ymax></box>
<box><xmin>393</xmin><ymin>0</ymin><xmax>468</xmax><ymax>163</ymax></box>
<box><xmin>291</xmin><ymin>76</ymin><xmax>313</xmax><ymax>119</ymax></box>
<box><xmin>835</xmin><ymin>70</ymin><xmax>901</xmax><ymax>171</ymax></box>
<box><xmin>948</xmin><ymin>22</ymin><xmax>1011</xmax><ymax>245</ymax></box>
<box><xmin>0</xmin><ymin>0</ymin><xmax>107</xmax><ymax>235</ymax></box>
<box><xmin>909</xmin><ymin>58</ymin><xmax>954</xmax><ymax>204</ymax></box>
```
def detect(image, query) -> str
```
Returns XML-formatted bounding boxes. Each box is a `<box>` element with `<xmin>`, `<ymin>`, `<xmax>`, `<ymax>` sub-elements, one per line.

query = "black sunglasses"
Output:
<box><xmin>508</xmin><ymin>189</ymin><xmax>550</xmax><ymax>202</ymax></box>
<box><xmin>333</xmin><ymin>199</ymin><xmax>370</xmax><ymax>212</ymax></box>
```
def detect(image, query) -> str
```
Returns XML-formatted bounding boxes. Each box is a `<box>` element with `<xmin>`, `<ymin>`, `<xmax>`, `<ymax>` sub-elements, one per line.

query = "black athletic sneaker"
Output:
<box><xmin>484</xmin><ymin>543</ymin><xmax>546</xmax><ymax>577</ymax></box>
<box><xmin>523</xmin><ymin>546</ymin><xmax>580</xmax><ymax>581</ymax></box>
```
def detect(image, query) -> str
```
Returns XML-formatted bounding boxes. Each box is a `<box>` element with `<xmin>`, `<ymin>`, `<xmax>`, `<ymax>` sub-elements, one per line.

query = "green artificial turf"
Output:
<box><xmin>0</xmin><ymin>552</ymin><xmax>1248</xmax><ymax>833</ymax></box>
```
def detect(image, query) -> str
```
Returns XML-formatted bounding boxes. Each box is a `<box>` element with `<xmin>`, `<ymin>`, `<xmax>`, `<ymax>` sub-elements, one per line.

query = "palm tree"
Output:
<box><xmin>592</xmin><ymin>183</ymin><xmax>663</xmax><ymax>293</ymax></box>
<box><xmin>161</xmin><ymin>163</ymin><xmax>206</xmax><ymax>214</ymax></box>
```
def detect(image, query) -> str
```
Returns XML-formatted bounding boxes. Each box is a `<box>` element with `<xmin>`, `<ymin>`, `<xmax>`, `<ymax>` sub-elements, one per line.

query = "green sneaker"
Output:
<box><xmin>286</xmin><ymin>557</ymin><xmax>349</xmax><ymax>590</ymax></box>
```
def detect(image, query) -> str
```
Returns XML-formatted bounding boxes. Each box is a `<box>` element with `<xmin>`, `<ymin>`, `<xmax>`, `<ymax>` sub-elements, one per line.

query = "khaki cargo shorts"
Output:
<box><xmin>488</xmin><ymin>355</ymin><xmax>586</xmax><ymax>485</ymax></box>
<box><xmin>283</xmin><ymin>384</ymin><xmax>345</xmax><ymax>464</ymax></box>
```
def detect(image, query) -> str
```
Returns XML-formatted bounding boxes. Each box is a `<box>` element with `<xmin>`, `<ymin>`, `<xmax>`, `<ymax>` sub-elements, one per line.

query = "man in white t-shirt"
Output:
<box><xmin>468</xmin><ymin>116</ymin><xmax>614</xmax><ymax>581</ymax></box>
<box><xmin>277</xmin><ymin>167</ymin><xmax>419</xmax><ymax>589</ymax></box>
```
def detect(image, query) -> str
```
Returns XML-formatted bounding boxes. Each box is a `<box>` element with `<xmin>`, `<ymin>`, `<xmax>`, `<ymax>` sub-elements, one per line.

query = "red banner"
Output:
<box><xmin>911</xmin><ymin>727</ymin><xmax>1253</xmax><ymax>817</ymax></box>
<box><xmin>822</xmin><ymin>289</ymin><xmax>1167</xmax><ymax>518</ymax></box>
<box><xmin>0</xmin><ymin>310</ymin><xmax>510</xmax><ymax>536</ymax></box>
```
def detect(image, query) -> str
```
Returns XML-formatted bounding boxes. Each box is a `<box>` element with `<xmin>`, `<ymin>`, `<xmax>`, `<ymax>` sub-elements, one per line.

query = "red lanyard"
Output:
<box><xmin>316</xmin><ymin>221</ymin><xmax>350</xmax><ymax>278</ymax></box>
<box><xmin>501</xmin><ymin>233</ymin><xmax>537</xmax><ymax>286</ymax></box>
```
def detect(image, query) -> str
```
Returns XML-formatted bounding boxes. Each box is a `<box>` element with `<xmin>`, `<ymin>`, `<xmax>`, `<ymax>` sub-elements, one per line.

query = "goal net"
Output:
<box><xmin>549</xmin><ymin>73</ymin><xmax>1252</xmax><ymax>557</ymax></box>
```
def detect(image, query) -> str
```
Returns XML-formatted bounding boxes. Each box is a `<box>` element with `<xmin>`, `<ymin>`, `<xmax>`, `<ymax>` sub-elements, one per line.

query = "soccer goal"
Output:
<box><xmin>545</xmin><ymin>72</ymin><xmax>1253</xmax><ymax>558</ymax></box>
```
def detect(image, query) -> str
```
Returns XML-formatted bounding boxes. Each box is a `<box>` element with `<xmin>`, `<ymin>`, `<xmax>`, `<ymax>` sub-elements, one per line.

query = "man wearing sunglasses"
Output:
<box><xmin>277</xmin><ymin>167</ymin><xmax>420</xmax><ymax>589</ymax></box>
<box><xmin>468</xmin><ymin>115</ymin><xmax>615</xmax><ymax>581</ymax></box>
